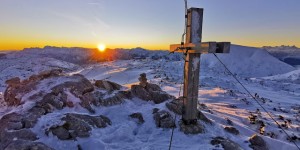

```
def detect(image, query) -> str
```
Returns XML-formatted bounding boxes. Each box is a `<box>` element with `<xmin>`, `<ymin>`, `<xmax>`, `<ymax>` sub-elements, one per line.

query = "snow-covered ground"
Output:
<box><xmin>0</xmin><ymin>45</ymin><xmax>300</xmax><ymax>150</ymax></box>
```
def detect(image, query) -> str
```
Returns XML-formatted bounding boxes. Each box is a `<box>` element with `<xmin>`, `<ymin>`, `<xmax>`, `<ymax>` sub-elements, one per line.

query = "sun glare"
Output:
<box><xmin>98</xmin><ymin>44</ymin><xmax>106</xmax><ymax>52</ymax></box>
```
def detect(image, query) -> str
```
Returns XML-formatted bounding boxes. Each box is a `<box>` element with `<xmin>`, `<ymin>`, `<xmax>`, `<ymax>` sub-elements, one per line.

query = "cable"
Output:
<box><xmin>169</xmin><ymin>1</ymin><xmax>188</xmax><ymax>149</ymax></box>
<box><xmin>168</xmin><ymin>85</ymin><xmax>182</xmax><ymax>150</ymax></box>
<box><xmin>213</xmin><ymin>53</ymin><xmax>300</xmax><ymax>150</ymax></box>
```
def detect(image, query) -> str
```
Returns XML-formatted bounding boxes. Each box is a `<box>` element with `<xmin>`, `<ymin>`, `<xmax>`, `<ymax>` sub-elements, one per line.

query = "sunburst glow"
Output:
<box><xmin>98</xmin><ymin>44</ymin><xmax>106</xmax><ymax>52</ymax></box>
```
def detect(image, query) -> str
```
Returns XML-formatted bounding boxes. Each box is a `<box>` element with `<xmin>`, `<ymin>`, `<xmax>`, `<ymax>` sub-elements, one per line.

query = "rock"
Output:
<box><xmin>0</xmin><ymin>113</ymin><xmax>23</xmax><ymax>131</ymax></box>
<box><xmin>131</xmin><ymin>83</ymin><xmax>174</xmax><ymax>104</ymax></box>
<box><xmin>4</xmin><ymin>69</ymin><xmax>63</xmax><ymax>106</ymax></box>
<box><xmin>179</xmin><ymin>121</ymin><xmax>205</xmax><ymax>134</ymax></box>
<box><xmin>249</xmin><ymin>134</ymin><xmax>268</xmax><ymax>150</ymax></box>
<box><xmin>166</xmin><ymin>98</ymin><xmax>183</xmax><ymax>115</ymax></box>
<box><xmin>51</xmin><ymin>74</ymin><xmax>95</xmax><ymax>113</ymax></box>
<box><xmin>211</xmin><ymin>137</ymin><xmax>243</xmax><ymax>150</ymax></box>
<box><xmin>153</xmin><ymin>110</ymin><xmax>175</xmax><ymax>128</ymax></box>
<box><xmin>197</xmin><ymin>111</ymin><xmax>212</xmax><ymax>124</ymax></box>
<box><xmin>152</xmin><ymin>108</ymin><xmax>160</xmax><ymax>114</ymax></box>
<box><xmin>5</xmin><ymin>77</ymin><xmax>20</xmax><ymax>86</ymax></box>
<box><xmin>4</xmin><ymin>140</ymin><xmax>54</xmax><ymax>150</ymax></box>
<box><xmin>95</xmin><ymin>80</ymin><xmax>122</xmax><ymax>91</ymax></box>
<box><xmin>37</xmin><ymin>92</ymin><xmax>67</xmax><ymax>113</ymax></box>
<box><xmin>98</xmin><ymin>91</ymin><xmax>130</xmax><ymax>106</ymax></box>
<box><xmin>0</xmin><ymin>113</ymin><xmax>37</xmax><ymax>149</ymax></box>
<box><xmin>129</xmin><ymin>113</ymin><xmax>145</xmax><ymax>124</ymax></box>
<box><xmin>138</xmin><ymin>73</ymin><xmax>148</xmax><ymax>88</ymax></box>
<box><xmin>52</xmin><ymin>74</ymin><xmax>94</xmax><ymax>96</ymax></box>
<box><xmin>49</xmin><ymin>113</ymin><xmax>111</xmax><ymax>140</ymax></box>
<box><xmin>22</xmin><ymin>106</ymin><xmax>46</xmax><ymax>128</ymax></box>
<box><xmin>224</xmin><ymin>126</ymin><xmax>239</xmax><ymax>135</ymax></box>
<box><xmin>0</xmin><ymin>129</ymin><xmax>38</xmax><ymax>149</ymax></box>
<box><xmin>166</xmin><ymin>98</ymin><xmax>211</xmax><ymax>124</ymax></box>
<box><xmin>51</xmin><ymin>126</ymin><xmax>71</xmax><ymax>140</ymax></box>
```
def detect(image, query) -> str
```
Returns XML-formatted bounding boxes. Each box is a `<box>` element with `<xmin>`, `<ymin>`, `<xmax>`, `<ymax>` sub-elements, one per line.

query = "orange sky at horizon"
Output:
<box><xmin>1</xmin><ymin>38</ymin><xmax>299</xmax><ymax>51</ymax></box>
<box><xmin>1</xmin><ymin>0</ymin><xmax>299</xmax><ymax>51</ymax></box>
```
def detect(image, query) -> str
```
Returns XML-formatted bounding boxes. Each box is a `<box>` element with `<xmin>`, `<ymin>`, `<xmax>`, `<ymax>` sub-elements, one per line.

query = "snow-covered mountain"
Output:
<box><xmin>0</xmin><ymin>45</ymin><xmax>299</xmax><ymax>150</ymax></box>
<box><xmin>263</xmin><ymin>45</ymin><xmax>300</xmax><ymax>67</ymax></box>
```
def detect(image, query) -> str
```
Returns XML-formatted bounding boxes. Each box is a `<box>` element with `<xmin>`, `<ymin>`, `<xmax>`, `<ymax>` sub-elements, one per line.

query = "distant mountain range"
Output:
<box><xmin>263</xmin><ymin>45</ymin><xmax>300</xmax><ymax>66</ymax></box>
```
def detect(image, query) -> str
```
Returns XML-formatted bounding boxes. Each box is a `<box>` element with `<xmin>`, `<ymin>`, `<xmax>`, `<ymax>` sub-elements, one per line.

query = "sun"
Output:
<box><xmin>97</xmin><ymin>44</ymin><xmax>106</xmax><ymax>52</ymax></box>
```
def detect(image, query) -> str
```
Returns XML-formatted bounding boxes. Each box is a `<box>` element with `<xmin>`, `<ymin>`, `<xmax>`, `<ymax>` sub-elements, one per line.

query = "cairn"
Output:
<box><xmin>138</xmin><ymin>73</ymin><xmax>148</xmax><ymax>88</ymax></box>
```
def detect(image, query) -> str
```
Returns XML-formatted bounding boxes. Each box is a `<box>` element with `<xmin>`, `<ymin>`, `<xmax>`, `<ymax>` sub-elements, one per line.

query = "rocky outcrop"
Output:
<box><xmin>153</xmin><ymin>110</ymin><xmax>176</xmax><ymax>128</ymax></box>
<box><xmin>4</xmin><ymin>69</ymin><xmax>62</xmax><ymax>106</ymax></box>
<box><xmin>95</xmin><ymin>80</ymin><xmax>122</xmax><ymax>92</ymax></box>
<box><xmin>131</xmin><ymin>83</ymin><xmax>174</xmax><ymax>104</ymax></box>
<box><xmin>131</xmin><ymin>73</ymin><xmax>174</xmax><ymax>104</ymax></box>
<box><xmin>1</xmin><ymin>70</ymin><xmax>179</xmax><ymax>148</ymax></box>
<box><xmin>129</xmin><ymin>112</ymin><xmax>145</xmax><ymax>124</ymax></box>
<box><xmin>48</xmin><ymin>113</ymin><xmax>111</xmax><ymax>140</ymax></box>
<box><xmin>4</xmin><ymin>140</ymin><xmax>54</xmax><ymax>150</ymax></box>
<box><xmin>211</xmin><ymin>137</ymin><xmax>243</xmax><ymax>150</ymax></box>
<box><xmin>0</xmin><ymin>112</ymin><xmax>40</xmax><ymax>149</ymax></box>
<box><xmin>97</xmin><ymin>91</ymin><xmax>131</xmax><ymax>106</ymax></box>
<box><xmin>51</xmin><ymin>74</ymin><xmax>95</xmax><ymax>113</ymax></box>
<box><xmin>4</xmin><ymin>70</ymin><xmax>97</xmax><ymax>113</ymax></box>
<box><xmin>1</xmin><ymin>70</ymin><xmax>117</xmax><ymax>148</ymax></box>
<box><xmin>249</xmin><ymin>134</ymin><xmax>268</xmax><ymax>150</ymax></box>
<box><xmin>166</xmin><ymin>97</ymin><xmax>183</xmax><ymax>115</ymax></box>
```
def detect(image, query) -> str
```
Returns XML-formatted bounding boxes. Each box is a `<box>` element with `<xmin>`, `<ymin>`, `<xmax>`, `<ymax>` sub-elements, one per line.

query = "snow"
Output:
<box><xmin>202</xmin><ymin>45</ymin><xmax>295</xmax><ymax>77</ymax></box>
<box><xmin>0</xmin><ymin>45</ymin><xmax>300</xmax><ymax>149</ymax></box>
<box><xmin>263</xmin><ymin>69</ymin><xmax>300</xmax><ymax>83</ymax></box>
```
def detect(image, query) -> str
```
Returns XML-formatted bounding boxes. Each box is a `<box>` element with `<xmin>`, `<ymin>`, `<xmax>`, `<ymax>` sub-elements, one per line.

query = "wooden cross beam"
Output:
<box><xmin>170</xmin><ymin>8</ymin><xmax>231</xmax><ymax>125</ymax></box>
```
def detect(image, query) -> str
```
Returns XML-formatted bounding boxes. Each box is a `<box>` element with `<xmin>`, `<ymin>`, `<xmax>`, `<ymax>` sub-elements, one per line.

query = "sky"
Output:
<box><xmin>0</xmin><ymin>0</ymin><xmax>299</xmax><ymax>50</ymax></box>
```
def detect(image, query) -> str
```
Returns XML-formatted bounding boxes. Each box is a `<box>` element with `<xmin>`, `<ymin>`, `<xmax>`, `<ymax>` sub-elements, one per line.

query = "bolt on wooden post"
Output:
<box><xmin>170</xmin><ymin>7</ymin><xmax>231</xmax><ymax>125</ymax></box>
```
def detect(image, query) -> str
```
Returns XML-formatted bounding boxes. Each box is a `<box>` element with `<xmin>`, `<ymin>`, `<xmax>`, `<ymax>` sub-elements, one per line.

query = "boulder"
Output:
<box><xmin>166</xmin><ymin>98</ymin><xmax>183</xmax><ymax>115</ymax></box>
<box><xmin>22</xmin><ymin>106</ymin><xmax>46</xmax><ymax>128</ymax></box>
<box><xmin>4</xmin><ymin>140</ymin><xmax>54</xmax><ymax>150</ymax></box>
<box><xmin>98</xmin><ymin>91</ymin><xmax>131</xmax><ymax>106</ymax></box>
<box><xmin>51</xmin><ymin>74</ymin><xmax>94</xmax><ymax>96</ymax></box>
<box><xmin>129</xmin><ymin>113</ymin><xmax>145</xmax><ymax>124</ymax></box>
<box><xmin>153</xmin><ymin>110</ymin><xmax>175</xmax><ymax>128</ymax></box>
<box><xmin>0</xmin><ymin>129</ymin><xmax>38</xmax><ymax>149</ymax></box>
<box><xmin>166</xmin><ymin>98</ymin><xmax>211</xmax><ymax>124</ymax></box>
<box><xmin>0</xmin><ymin>112</ymin><xmax>23</xmax><ymax>131</ymax></box>
<box><xmin>95</xmin><ymin>80</ymin><xmax>122</xmax><ymax>91</ymax></box>
<box><xmin>0</xmin><ymin>112</ymin><xmax>38</xmax><ymax>149</ymax></box>
<box><xmin>179</xmin><ymin>121</ymin><xmax>205</xmax><ymax>134</ymax></box>
<box><xmin>224</xmin><ymin>126</ymin><xmax>240</xmax><ymax>135</ymax></box>
<box><xmin>4</xmin><ymin>73</ymin><xmax>96</xmax><ymax>113</ymax></box>
<box><xmin>37</xmin><ymin>92</ymin><xmax>67</xmax><ymax>113</ymax></box>
<box><xmin>211</xmin><ymin>137</ymin><xmax>243</xmax><ymax>150</ymax></box>
<box><xmin>48</xmin><ymin>113</ymin><xmax>111</xmax><ymax>140</ymax></box>
<box><xmin>249</xmin><ymin>134</ymin><xmax>268</xmax><ymax>150</ymax></box>
<box><xmin>197</xmin><ymin>111</ymin><xmax>212</xmax><ymax>124</ymax></box>
<box><xmin>4</xmin><ymin>69</ymin><xmax>62</xmax><ymax>106</ymax></box>
<box><xmin>51</xmin><ymin>75</ymin><xmax>95</xmax><ymax>113</ymax></box>
<box><xmin>131</xmin><ymin>83</ymin><xmax>174</xmax><ymax>104</ymax></box>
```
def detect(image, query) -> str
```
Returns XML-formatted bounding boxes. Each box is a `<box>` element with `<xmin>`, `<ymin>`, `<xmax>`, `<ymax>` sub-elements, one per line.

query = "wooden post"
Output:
<box><xmin>182</xmin><ymin>8</ymin><xmax>203</xmax><ymax>124</ymax></box>
<box><xmin>169</xmin><ymin>7</ymin><xmax>230</xmax><ymax>126</ymax></box>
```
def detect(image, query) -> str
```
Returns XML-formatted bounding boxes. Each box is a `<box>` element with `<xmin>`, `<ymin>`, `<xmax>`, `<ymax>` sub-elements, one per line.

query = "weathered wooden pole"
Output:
<box><xmin>170</xmin><ymin>8</ymin><xmax>230</xmax><ymax>126</ymax></box>
<box><xmin>182</xmin><ymin>8</ymin><xmax>203</xmax><ymax>124</ymax></box>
